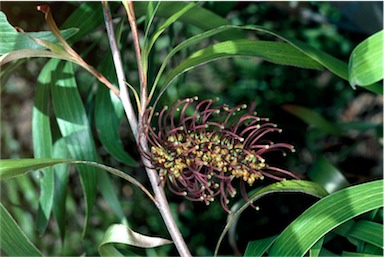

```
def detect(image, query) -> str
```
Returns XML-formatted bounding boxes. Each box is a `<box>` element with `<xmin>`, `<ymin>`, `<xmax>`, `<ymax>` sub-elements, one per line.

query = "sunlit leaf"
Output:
<box><xmin>214</xmin><ymin>180</ymin><xmax>328</xmax><ymax>256</ymax></box>
<box><xmin>269</xmin><ymin>180</ymin><xmax>383</xmax><ymax>257</ymax></box>
<box><xmin>244</xmin><ymin>235</ymin><xmax>277</xmax><ymax>257</ymax></box>
<box><xmin>163</xmin><ymin>40</ymin><xmax>323</xmax><ymax>94</ymax></box>
<box><xmin>0</xmin><ymin>158</ymin><xmax>70</xmax><ymax>180</ymax></box>
<box><xmin>347</xmin><ymin>220</ymin><xmax>383</xmax><ymax>249</ymax></box>
<box><xmin>308</xmin><ymin>156</ymin><xmax>350</xmax><ymax>194</ymax></box>
<box><xmin>0</xmin><ymin>11</ymin><xmax>77</xmax><ymax>54</ymax></box>
<box><xmin>98</xmin><ymin>224</ymin><xmax>173</xmax><ymax>257</ymax></box>
<box><xmin>33</xmin><ymin>63</ymin><xmax>54</xmax><ymax>235</ymax></box>
<box><xmin>0</xmin><ymin>203</ymin><xmax>43</xmax><ymax>256</ymax></box>
<box><xmin>349</xmin><ymin>30</ymin><xmax>383</xmax><ymax>88</ymax></box>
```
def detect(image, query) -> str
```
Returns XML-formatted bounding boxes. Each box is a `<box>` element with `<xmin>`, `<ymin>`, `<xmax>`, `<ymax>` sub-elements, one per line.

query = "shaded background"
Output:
<box><xmin>1</xmin><ymin>2</ymin><xmax>383</xmax><ymax>256</ymax></box>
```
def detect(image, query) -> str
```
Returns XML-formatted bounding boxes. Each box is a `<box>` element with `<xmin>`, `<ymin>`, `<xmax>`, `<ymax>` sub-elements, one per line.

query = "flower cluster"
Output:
<box><xmin>141</xmin><ymin>97</ymin><xmax>298</xmax><ymax>212</ymax></box>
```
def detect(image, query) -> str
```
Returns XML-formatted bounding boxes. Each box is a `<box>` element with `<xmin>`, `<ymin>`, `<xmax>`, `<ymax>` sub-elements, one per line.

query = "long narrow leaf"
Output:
<box><xmin>95</xmin><ymin>55</ymin><xmax>138</xmax><ymax>167</ymax></box>
<box><xmin>52</xmin><ymin>138</ymin><xmax>71</xmax><ymax>243</ymax></box>
<box><xmin>269</xmin><ymin>180</ymin><xmax>384</xmax><ymax>257</ymax></box>
<box><xmin>282</xmin><ymin>104</ymin><xmax>342</xmax><ymax>136</ymax></box>
<box><xmin>49</xmin><ymin>59</ymin><xmax>98</xmax><ymax>236</ymax></box>
<box><xmin>244</xmin><ymin>235</ymin><xmax>277</xmax><ymax>257</ymax></box>
<box><xmin>308</xmin><ymin>155</ymin><xmax>350</xmax><ymax>194</ymax></box>
<box><xmin>0</xmin><ymin>158</ymin><xmax>70</xmax><ymax>180</ymax></box>
<box><xmin>33</xmin><ymin>62</ymin><xmax>54</xmax><ymax>235</ymax></box>
<box><xmin>214</xmin><ymin>180</ymin><xmax>328</xmax><ymax>256</ymax></box>
<box><xmin>348</xmin><ymin>220</ymin><xmax>383</xmax><ymax>248</ymax></box>
<box><xmin>162</xmin><ymin>40</ymin><xmax>324</xmax><ymax>98</ymax></box>
<box><xmin>0</xmin><ymin>203</ymin><xmax>43</xmax><ymax>257</ymax></box>
<box><xmin>0</xmin><ymin>158</ymin><xmax>155</xmax><ymax>203</ymax></box>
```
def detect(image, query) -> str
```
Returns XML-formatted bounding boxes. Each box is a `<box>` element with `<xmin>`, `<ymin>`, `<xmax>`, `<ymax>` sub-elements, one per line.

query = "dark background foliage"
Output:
<box><xmin>1</xmin><ymin>2</ymin><xmax>383</xmax><ymax>256</ymax></box>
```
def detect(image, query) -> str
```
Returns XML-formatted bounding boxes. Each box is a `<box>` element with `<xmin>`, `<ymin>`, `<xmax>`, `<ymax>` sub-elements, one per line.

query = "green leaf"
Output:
<box><xmin>269</xmin><ymin>180</ymin><xmax>384</xmax><ymax>257</ymax></box>
<box><xmin>0</xmin><ymin>11</ymin><xmax>77</xmax><ymax>54</ymax></box>
<box><xmin>214</xmin><ymin>180</ymin><xmax>328</xmax><ymax>256</ymax></box>
<box><xmin>0</xmin><ymin>203</ymin><xmax>43</xmax><ymax>256</ymax></box>
<box><xmin>98</xmin><ymin>224</ymin><xmax>173</xmax><ymax>257</ymax></box>
<box><xmin>95</xmin><ymin>55</ymin><xmax>138</xmax><ymax>167</ymax></box>
<box><xmin>308</xmin><ymin>155</ymin><xmax>350</xmax><ymax>193</ymax></box>
<box><xmin>61</xmin><ymin>2</ymin><xmax>105</xmax><ymax>44</ymax></box>
<box><xmin>282</xmin><ymin>104</ymin><xmax>342</xmax><ymax>136</ymax></box>
<box><xmin>348</xmin><ymin>220</ymin><xmax>383</xmax><ymax>248</ymax></box>
<box><xmin>33</xmin><ymin>63</ymin><xmax>54</xmax><ymax>235</ymax></box>
<box><xmin>309</xmin><ymin>237</ymin><xmax>325</xmax><ymax>257</ymax></box>
<box><xmin>49</xmin><ymin>59</ymin><xmax>98</xmax><ymax>236</ymax></box>
<box><xmin>134</xmin><ymin>2</ymin><xmax>245</xmax><ymax>42</ymax></box>
<box><xmin>0</xmin><ymin>158</ymin><xmax>70</xmax><ymax>180</ymax></box>
<box><xmin>52</xmin><ymin>138</ymin><xmax>71</xmax><ymax>243</ymax></box>
<box><xmin>146</xmin><ymin>2</ymin><xmax>198</xmax><ymax>54</ymax></box>
<box><xmin>163</xmin><ymin>40</ymin><xmax>323</xmax><ymax>91</ymax></box>
<box><xmin>349</xmin><ymin>30</ymin><xmax>384</xmax><ymax>88</ymax></box>
<box><xmin>244</xmin><ymin>236</ymin><xmax>277</xmax><ymax>257</ymax></box>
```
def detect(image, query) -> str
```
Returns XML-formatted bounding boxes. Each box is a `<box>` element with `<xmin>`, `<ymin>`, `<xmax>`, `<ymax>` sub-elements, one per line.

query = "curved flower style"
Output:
<box><xmin>141</xmin><ymin>97</ymin><xmax>298</xmax><ymax>212</ymax></box>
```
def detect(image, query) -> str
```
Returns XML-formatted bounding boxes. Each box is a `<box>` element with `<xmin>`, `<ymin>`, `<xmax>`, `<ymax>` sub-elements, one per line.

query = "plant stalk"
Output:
<box><xmin>102</xmin><ymin>3</ymin><xmax>192</xmax><ymax>257</ymax></box>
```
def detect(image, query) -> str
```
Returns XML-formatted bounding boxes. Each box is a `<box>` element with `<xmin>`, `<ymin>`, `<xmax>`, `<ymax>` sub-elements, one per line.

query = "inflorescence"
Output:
<box><xmin>141</xmin><ymin>97</ymin><xmax>298</xmax><ymax>212</ymax></box>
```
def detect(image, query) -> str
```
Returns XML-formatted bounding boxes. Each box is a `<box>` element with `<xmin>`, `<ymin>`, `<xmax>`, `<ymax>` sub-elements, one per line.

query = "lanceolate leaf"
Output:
<box><xmin>134</xmin><ymin>2</ymin><xmax>245</xmax><ymax>42</ymax></box>
<box><xmin>49</xmin><ymin>59</ymin><xmax>99</xmax><ymax>236</ymax></box>
<box><xmin>269</xmin><ymin>180</ymin><xmax>384</xmax><ymax>257</ymax></box>
<box><xmin>95</xmin><ymin>55</ymin><xmax>138</xmax><ymax>167</ymax></box>
<box><xmin>347</xmin><ymin>220</ymin><xmax>383</xmax><ymax>248</ymax></box>
<box><xmin>163</xmin><ymin>40</ymin><xmax>324</xmax><ymax>93</ymax></box>
<box><xmin>52</xmin><ymin>138</ymin><xmax>71</xmax><ymax>243</ymax></box>
<box><xmin>349</xmin><ymin>30</ymin><xmax>384</xmax><ymax>88</ymax></box>
<box><xmin>33</xmin><ymin>62</ymin><xmax>54</xmax><ymax>235</ymax></box>
<box><xmin>98</xmin><ymin>224</ymin><xmax>173</xmax><ymax>257</ymax></box>
<box><xmin>282</xmin><ymin>104</ymin><xmax>342</xmax><ymax>136</ymax></box>
<box><xmin>0</xmin><ymin>158</ymin><xmax>70</xmax><ymax>180</ymax></box>
<box><xmin>0</xmin><ymin>203</ymin><xmax>43</xmax><ymax>257</ymax></box>
<box><xmin>308</xmin><ymin>156</ymin><xmax>350</xmax><ymax>194</ymax></box>
<box><xmin>0</xmin><ymin>159</ymin><xmax>154</xmax><ymax>202</ymax></box>
<box><xmin>214</xmin><ymin>180</ymin><xmax>328</xmax><ymax>256</ymax></box>
<box><xmin>244</xmin><ymin>236</ymin><xmax>277</xmax><ymax>257</ymax></box>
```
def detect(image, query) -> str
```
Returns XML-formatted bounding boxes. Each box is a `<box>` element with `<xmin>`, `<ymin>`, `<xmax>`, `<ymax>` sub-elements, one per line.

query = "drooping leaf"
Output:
<box><xmin>349</xmin><ymin>30</ymin><xmax>384</xmax><ymax>88</ymax></box>
<box><xmin>282</xmin><ymin>104</ymin><xmax>342</xmax><ymax>136</ymax></box>
<box><xmin>308</xmin><ymin>155</ymin><xmax>350</xmax><ymax>194</ymax></box>
<box><xmin>33</xmin><ymin>62</ymin><xmax>54</xmax><ymax>235</ymax></box>
<box><xmin>52</xmin><ymin>138</ymin><xmax>71</xmax><ymax>243</ymax></box>
<box><xmin>347</xmin><ymin>220</ymin><xmax>383</xmax><ymax>249</ymax></box>
<box><xmin>95</xmin><ymin>54</ymin><xmax>138</xmax><ymax>167</ymax></box>
<box><xmin>244</xmin><ymin>235</ymin><xmax>277</xmax><ymax>257</ymax></box>
<box><xmin>0</xmin><ymin>158</ymin><xmax>70</xmax><ymax>180</ymax></box>
<box><xmin>269</xmin><ymin>180</ymin><xmax>384</xmax><ymax>257</ymax></box>
<box><xmin>134</xmin><ymin>2</ymin><xmax>245</xmax><ymax>42</ymax></box>
<box><xmin>214</xmin><ymin>180</ymin><xmax>328</xmax><ymax>256</ymax></box>
<box><xmin>48</xmin><ymin>59</ymin><xmax>99</xmax><ymax>236</ymax></box>
<box><xmin>0</xmin><ymin>203</ymin><xmax>43</xmax><ymax>257</ymax></box>
<box><xmin>98</xmin><ymin>224</ymin><xmax>173</xmax><ymax>257</ymax></box>
<box><xmin>163</xmin><ymin>40</ymin><xmax>324</xmax><ymax>94</ymax></box>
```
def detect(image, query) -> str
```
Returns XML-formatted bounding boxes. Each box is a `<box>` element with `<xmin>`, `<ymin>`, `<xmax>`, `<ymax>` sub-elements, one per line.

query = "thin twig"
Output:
<box><xmin>103</xmin><ymin>3</ymin><xmax>192</xmax><ymax>257</ymax></box>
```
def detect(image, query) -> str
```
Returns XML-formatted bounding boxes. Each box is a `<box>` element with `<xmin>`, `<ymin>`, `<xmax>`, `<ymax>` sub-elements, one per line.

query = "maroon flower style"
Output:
<box><xmin>141</xmin><ymin>97</ymin><xmax>298</xmax><ymax>212</ymax></box>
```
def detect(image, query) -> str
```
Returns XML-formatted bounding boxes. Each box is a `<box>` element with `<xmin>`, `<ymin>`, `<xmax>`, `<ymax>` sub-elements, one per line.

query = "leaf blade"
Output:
<box><xmin>269</xmin><ymin>180</ymin><xmax>384</xmax><ymax>257</ymax></box>
<box><xmin>0</xmin><ymin>203</ymin><xmax>43</xmax><ymax>257</ymax></box>
<box><xmin>349</xmin><ymin>30</ymin><xmax>384</xmax><ymax>87</ymax></box>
